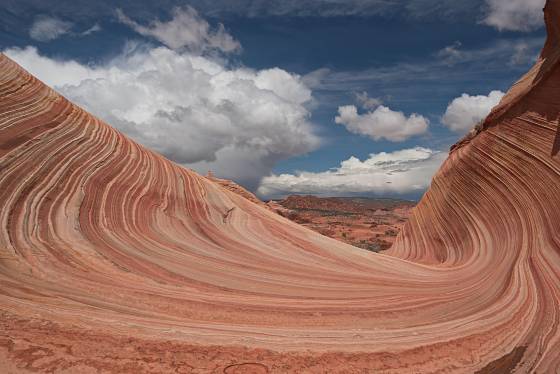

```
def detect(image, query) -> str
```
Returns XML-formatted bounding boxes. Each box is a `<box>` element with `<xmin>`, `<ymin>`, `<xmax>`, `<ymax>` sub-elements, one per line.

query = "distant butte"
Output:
<box><xmin>272</xmin><ymin>195</ymin><xmax>413</xmax><ymax>252</ymax></box>
<box><xmin>1</xmin><ymin>0</ymin><xmax>560</xmax><ymax>372</ymax></box>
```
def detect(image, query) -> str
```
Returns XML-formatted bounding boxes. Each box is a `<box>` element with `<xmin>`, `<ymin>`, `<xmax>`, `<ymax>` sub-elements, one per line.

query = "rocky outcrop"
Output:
<box><xmin>1</xmin><ymin>2</ymin><xmax>560</xmax><ymax>371</ymax></box>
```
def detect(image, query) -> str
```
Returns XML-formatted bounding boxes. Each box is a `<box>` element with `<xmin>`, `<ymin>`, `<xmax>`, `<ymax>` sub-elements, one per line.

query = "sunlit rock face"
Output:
<box><xmin>1</xmin><ymin>1</ymin><xmax>560</xmax><ymax>372</ymax></box>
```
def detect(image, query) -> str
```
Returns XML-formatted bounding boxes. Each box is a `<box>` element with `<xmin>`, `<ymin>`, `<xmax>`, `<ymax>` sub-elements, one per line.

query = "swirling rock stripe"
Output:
<box><xmin>1</xmin><ymin>2</ymin><xmax>560</xmax><ymax>371</ymax></box>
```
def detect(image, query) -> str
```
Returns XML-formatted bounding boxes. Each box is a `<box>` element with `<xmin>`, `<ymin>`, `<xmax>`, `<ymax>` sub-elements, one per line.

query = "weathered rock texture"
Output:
<box><xmin>1</xmin><ymin>2</ymin><xmax>560</xmax><ymax>372</ymax></box>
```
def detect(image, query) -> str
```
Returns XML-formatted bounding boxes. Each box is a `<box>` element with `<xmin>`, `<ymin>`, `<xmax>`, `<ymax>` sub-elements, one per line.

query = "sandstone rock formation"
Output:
<box><xmin>206</xmin><ymin>172</ymin><xmax>269</xmax><ymax>209</ymax></box>
<box><xmin>1</xmin><ymin>1</ymin><xmax>560</xmax><ymax>372</ymax></box>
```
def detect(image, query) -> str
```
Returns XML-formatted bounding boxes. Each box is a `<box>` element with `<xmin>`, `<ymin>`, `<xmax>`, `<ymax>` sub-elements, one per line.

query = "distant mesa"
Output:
<box><xmin>271</xmin><ymin>195</ymin><xmax>413</xmax><ymax>252</ymax></box>
<box><xmin>1</xmin><ymin>0</ymin><xmax>560</xmax><ymax>372</ymax></box>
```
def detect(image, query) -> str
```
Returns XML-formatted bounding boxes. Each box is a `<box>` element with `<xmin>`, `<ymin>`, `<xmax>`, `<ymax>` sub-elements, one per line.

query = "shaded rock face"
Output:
<box><xmin>1</xmin><ymin>2</ymin><xmax>560</xmax><ymax>372</ymax></box>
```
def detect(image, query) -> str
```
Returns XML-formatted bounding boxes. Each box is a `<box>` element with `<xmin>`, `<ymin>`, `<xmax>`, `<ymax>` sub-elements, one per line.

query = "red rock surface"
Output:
<box><xmin>1</xmin><ymin>2</ymin><xmax>560</xmax><ymax>371</ymax></box>
<box><xmin>205</xmin><ymin>172</ymin><xmax>269</xmax><ymax>209</ymax></box>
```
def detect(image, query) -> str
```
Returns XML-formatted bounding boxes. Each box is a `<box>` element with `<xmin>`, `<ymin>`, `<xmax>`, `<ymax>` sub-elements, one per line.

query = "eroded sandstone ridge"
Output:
<box><xmin>1</xmin><ymin>1</ymin><xmax>560</xmax><ymax>372</ymax></box>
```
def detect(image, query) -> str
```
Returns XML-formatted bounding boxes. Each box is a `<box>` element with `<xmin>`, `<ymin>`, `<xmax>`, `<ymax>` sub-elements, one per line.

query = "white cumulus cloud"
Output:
<box><xmin>442</xmin><ymin>90</ymin><xmax>505</xmax><ymax>134</ymax></box>
<box><xmin>116</xmin><ymin>7</ymin><xmax>241</xmax><ymax>53</ymax></box>
<box><xmin>258</xmin><ymin>147</ymin><xmax>447</xmax><ymax>199</ymax></box>
<box><xmin>4</xmin><ymin>45</ymin><xmax>319</xmax><ymax>190</ymax></box>
<box><xmin>335</xmin><ymin>105</ymin><xmax>429</xmax><ymax>142</ymax></box>
<box><xmin>29</xmin><ymin>16</ymin><xmax>73</xmax><ymax>42</ymax></box>
<box><xmin>483</xmin><ymin>0</ymin><xmax>546</xmax><ymax>32</ymax></box>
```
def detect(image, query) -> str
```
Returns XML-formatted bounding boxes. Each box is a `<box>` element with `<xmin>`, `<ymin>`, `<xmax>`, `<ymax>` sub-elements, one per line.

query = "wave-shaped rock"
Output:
<box><xmin>1</xmin><ymin>2</ymin><xmax>560</xmax><ymax>372</ymax></box>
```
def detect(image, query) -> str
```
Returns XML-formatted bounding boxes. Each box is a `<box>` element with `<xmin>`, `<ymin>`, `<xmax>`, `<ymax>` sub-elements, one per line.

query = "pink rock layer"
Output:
<box><xmin>1</xmin><ymin>1</ymin><xmax>560</xmax><ymax>372</ymax></box>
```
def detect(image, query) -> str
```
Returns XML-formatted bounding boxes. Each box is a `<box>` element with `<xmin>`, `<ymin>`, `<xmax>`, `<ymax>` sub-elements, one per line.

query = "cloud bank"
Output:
<box><xmin>29</xmin><ymin>16</ymin><xmax>73</xmax><ymax>42</ymax></box>
<box><xmin>116</xmin><ymin>7</ymin><xmax>241</xmax><ymax>53</ymax></box>
<box><xmin>335</xmin><ymin>105</ymin><xmax>429</xmax><ymax>142</ymax></box>
<box><xmin>258</xmin><ymin>147</ymin><xmax>447</xmax><ymax>199</ymax></box>
<box><xmin>483</xmin><ymin>0</ymin><xmax>546</xmax><ymax>32</ymax></box>
<box><xmin>442</xmin><ymin>90</ymin><xmax>505</xmax><ymax>134</ymax></box>
<box><xmin>355</xmin><ymin>91</ymin><xmax>382</xmax><ymax>110</ymax></box>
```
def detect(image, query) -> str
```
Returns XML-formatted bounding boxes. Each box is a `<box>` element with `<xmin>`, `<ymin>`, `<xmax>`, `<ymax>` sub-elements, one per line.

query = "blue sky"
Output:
<box><xmin>0</xmin><ymin>0</ymin><xmax>547</xmax><ymax>200</ymax></box>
